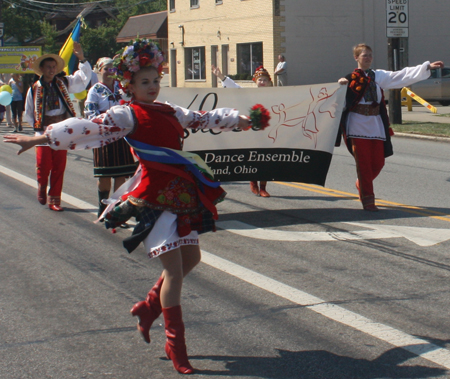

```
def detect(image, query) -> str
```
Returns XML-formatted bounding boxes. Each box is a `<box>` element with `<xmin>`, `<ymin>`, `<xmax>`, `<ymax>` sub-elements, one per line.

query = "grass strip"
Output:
<box><xmin>391</xmin><ymin>121</ymin><xmax>450</xmax><ymax>138</ymax></box>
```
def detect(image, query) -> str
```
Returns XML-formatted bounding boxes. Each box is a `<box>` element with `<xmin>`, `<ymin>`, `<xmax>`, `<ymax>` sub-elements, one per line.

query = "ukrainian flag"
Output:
<box><xmin>59</xmin><ymin>17</ymin><xmax>82</xmax><ymax>75</ymax></box>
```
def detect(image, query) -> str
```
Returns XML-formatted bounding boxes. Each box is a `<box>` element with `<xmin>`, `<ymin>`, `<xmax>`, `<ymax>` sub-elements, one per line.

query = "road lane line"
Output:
<box><xmin>201</xmin><ymin>250</ymin><xmax>450</xmax><ymax>370</ymax></box>
<box><xmin>2</xmin><ymin>164</ymin><xmax>450</xmax><ymax>369</ymax></box>
<box><xmin>277</xmin><ymin>181</ymin><xmax>450</xmax><ymax>223</ymax></box>
<box><xmin>0</xmin><ymin>164</ymin><xmax>97</xmax><ymax>213</ymax></box>
<box><xmin>217</xmin><ymin>220</ymin><xmax>450</xmax><ymax>247</ymax></box>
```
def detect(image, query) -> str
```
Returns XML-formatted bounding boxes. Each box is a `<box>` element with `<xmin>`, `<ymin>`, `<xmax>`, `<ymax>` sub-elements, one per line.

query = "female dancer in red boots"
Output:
<box><xmin>5</xmin><ymin>39</ymin><xmax>256</xmax><ymax>375</ymax></box>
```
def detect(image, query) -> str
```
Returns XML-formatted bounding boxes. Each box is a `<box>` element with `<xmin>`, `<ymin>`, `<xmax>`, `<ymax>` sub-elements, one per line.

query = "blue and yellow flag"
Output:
<box><xmin>59</xmin><ymin>18</ymin><xmax>82</xmax><ymax>75</ymax></box>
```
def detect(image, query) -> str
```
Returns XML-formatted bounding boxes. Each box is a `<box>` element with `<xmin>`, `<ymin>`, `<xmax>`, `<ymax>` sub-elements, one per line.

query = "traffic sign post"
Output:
<box><xmin>387</xmin><ymin>0</ymin><xmax>409</xmax><ymax>124</ymax></box>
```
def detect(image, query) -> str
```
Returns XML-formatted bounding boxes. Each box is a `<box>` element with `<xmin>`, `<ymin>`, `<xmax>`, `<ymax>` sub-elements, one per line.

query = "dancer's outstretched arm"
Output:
<box><xmin>4</xmin><ymin>134</ymin><xmax>48</xmax><ymax>155</ymax></box>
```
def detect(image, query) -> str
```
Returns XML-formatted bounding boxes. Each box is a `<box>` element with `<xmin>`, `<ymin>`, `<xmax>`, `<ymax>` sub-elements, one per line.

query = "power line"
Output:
<box><xmin>4</xmin><ymin>0</ymin><xmax>159</xmax><ymax>14</ymax></box>
<box><xmin>23</xmin><ymin>0</ymin><xmax>115</xmax><ymax>6</ymax></box>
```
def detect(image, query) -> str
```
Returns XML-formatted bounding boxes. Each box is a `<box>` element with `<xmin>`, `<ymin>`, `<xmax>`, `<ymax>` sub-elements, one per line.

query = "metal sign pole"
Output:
<box><xmin>388</xmin><ymin>37</ymin><xmax>402</xmax><ymax>124</ymax></box>
<box><xmin>386</xmin><ymin>0</ymin><xmax>409</xmax><ymax>125</ymax></box>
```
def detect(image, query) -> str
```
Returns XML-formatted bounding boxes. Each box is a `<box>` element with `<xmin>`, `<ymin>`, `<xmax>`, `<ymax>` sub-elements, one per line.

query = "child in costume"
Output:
<box><xmin>4</xmin><ymin>39</ymin><xmax>263</xmax><ymax>375</ymax></box>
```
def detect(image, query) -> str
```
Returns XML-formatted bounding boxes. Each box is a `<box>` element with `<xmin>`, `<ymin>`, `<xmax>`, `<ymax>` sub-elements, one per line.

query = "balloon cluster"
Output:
<box><xmin>0</xmin><ymin>84</ymin><xmax>13</xmax><ymax>106</ymax></box>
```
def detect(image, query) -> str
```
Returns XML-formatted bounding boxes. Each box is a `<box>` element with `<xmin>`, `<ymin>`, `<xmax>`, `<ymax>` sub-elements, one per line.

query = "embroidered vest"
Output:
<box><xmin>32</xmin><ymin>77</ymin><xmax>76</xmax><ymax>131</ymax></box>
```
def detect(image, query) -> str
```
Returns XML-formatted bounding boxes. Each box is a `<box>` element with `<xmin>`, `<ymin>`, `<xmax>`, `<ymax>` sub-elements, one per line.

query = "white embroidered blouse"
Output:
<box><xmin>346</xmin><ymin>61</ymin><xmax>431</xmax><ymax>140</ymax></box>
<box><xmin>44</xmin><ymin>101</ymin><xmax>241</xmax><ymax>151</ymax></box>
<box><xmin>84</xmin><ymin>81</ymin><xmax>122</xmax><ymax>120</ymax></box>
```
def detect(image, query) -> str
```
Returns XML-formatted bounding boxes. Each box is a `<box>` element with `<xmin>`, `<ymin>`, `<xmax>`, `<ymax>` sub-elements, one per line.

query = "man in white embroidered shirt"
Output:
<box><xmin>24</xmin><ymin>42</ymin><xmax>92</xmax><ymax>211</ymax></box>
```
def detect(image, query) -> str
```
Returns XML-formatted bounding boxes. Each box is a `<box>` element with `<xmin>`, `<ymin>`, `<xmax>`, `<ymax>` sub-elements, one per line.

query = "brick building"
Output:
<box><xmin>168</xmin><ymin>0</ymin><xmax>282</xmax><ymax>88</ymax></box>
<box><xmin>167</xmin><ymin>0</ymin><xmax>450</xmax><ymax>88</ymax></box>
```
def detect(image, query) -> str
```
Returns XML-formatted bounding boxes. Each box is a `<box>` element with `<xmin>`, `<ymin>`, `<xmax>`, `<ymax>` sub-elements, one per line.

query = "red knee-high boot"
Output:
<box><xmin>163</xmin><ymin>305</ymin><xmax>194</xmax><ymax>375</ymax></box>
<box><xmin>130</xmin><ymin>276</ymin><xmax>163</xmax><ymax>343</ymax></box>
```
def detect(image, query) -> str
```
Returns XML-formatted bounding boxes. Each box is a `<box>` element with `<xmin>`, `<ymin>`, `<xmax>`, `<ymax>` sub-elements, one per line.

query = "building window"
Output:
<box><xmin>237</xmin><ymin>42</ymin><xmax>263</xmax><ymax>77</ymax></box>
<box><xmin>170</xmin><ymin>0</ymin><xmax>175</xmax><ymax>11</ymax></box>
<box><xmin>190</xmin><ymin>0</ymin><xmax>199</xmax><ymax>8</ymax></box>
<box><xmin>185</xmin><ymin>47</ymin><xmax>205</xmax><ymax>80</ymax></box>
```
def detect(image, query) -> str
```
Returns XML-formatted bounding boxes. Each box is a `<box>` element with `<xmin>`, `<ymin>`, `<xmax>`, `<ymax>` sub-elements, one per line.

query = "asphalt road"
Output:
<box><xmin>1</xmin><ymin>126</ymin><xmax>450</xmax><ymax>379</ymax></box>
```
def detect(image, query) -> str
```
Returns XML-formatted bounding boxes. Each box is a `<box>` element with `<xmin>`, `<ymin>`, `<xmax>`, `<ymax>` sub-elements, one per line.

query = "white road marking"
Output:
<box><xmin>0</xmin><ymin>165</ymin><xmax>96</xmax><ymax>213</ymax></box>
<box><xmin>201</xmin><ymin>251</ymin><xmax>450</xmax><ymax>370</ymax></box>
<box><xmin>2</xmin><ymin>163</ymin><xmax>449</xmax><ymax>370</ymax></box>
<box><xmin>216</xmin><ymin>220</ymin><xmax>450</xmax><ymax>247</ymax></box>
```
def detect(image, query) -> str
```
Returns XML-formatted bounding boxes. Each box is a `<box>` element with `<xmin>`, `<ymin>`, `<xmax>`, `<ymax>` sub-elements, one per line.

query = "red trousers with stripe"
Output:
<box><xmin>36</xmin><ymin>146</ymin><xmax>67</xmax><ymax>205</ymax></box>
<box><xmin>351</xmin><ymin>138</ymin><xmax>385</xmax><ymax>205</ymax></box>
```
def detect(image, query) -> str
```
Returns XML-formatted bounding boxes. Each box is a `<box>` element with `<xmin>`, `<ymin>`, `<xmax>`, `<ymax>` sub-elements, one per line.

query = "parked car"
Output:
<box><xmin>408</xmin><ymin>67</ymin><xmax>450</xmax><ymax>106</ymax></box>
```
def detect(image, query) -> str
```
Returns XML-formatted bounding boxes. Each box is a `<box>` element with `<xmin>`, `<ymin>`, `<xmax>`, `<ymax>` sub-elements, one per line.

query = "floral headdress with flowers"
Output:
<box><xmin>252</xmin><ymin>65</ymin><xmax>272</xmax><ymax>83</ymax></box>
<box><xmin>113</xmin><ymin>38</ymin><xmax>165</xmax><ymax>96</ymax></box>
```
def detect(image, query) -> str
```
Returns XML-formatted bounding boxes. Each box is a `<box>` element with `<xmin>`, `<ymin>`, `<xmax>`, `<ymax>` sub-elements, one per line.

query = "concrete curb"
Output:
<box><xmin>393</xmin><ymin>132</ymin><xmax>450</xmax><ymax>143</ymax></box>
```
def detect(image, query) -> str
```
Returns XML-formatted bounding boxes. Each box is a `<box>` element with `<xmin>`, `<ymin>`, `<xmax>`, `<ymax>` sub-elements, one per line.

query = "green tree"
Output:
<box><xmin>2</xmin><ymin>3</ymin><xmax>42</xmax><ymax>44</ymax></box>
<box><xmin>3</xmin><ymin>0</ymin><xmax>167</xmax><ymax>55</ymax></box>
<box><xmin>81</xmin><ymin>24</ymin><xmax>121</xmax><ymax>64</ymax></box>
<box><xmin>81</xmin><ymin>0</ymin><xmax>167</xmax><ymax>62</ymax></box>
<box><xmin>40</xmin><ymin>21</ymin><xmax>59</xmax><ymax>54</ymax></box>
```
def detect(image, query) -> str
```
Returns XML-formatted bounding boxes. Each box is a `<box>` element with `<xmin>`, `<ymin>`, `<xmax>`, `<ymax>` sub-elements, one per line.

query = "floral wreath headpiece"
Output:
<box><xmin>253</xmin><ymin>65</ymin><xmax>271</xmax><ymax>82</ymax></box>
<box><xmin>113</xmin><ymin>38</ymin><xmax>165</xmax><ymax>96</ymax></box>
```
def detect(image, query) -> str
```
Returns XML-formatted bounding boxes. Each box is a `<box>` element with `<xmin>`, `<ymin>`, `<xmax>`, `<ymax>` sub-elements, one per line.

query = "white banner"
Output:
<box><xmin>158</xmin><ymin>83</ymin><xmax>346</xmax><ymax>185</ymax></box>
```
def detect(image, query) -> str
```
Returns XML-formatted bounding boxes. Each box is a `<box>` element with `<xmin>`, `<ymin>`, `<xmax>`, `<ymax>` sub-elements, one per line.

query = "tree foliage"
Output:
<box><xmin>2</xmin><ymin>0</ymin><xmax>167</xmax><ymax>61</ymax></box>
<box><xmin>40</xmin><ymin>21</ymin><xmax>59</xmax><ymax>54</ymax></box>
<box><xmin>3</xmin><ymin>4</ymin><xmax>42</xmax><ymax>44</ymax></box>
<box><xmin>81</xmin><ymin>0</ymin><xmax>166</xmax><ymax>63</ymax></box>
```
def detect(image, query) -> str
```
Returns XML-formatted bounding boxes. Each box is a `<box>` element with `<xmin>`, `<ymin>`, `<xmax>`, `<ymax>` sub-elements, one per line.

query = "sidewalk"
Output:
<box><xmin>394</xmin><ymin>103</ymin><xmax>450</xmax><ymax>124</ymax></box>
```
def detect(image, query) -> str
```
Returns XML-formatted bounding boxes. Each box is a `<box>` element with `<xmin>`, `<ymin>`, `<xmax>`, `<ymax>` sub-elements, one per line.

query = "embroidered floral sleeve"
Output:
<box><xmin>168</xmin><ymin>102</ymin><xmax>240</xmax><ymax>131</ymax></box>
<box><xmin>84</xmin><ymin>101</ymin><xmax>100</xmax><ymax>120</ymax></box>
<box><xmin>84</xmin><ymin>84</ymin><xmax>101</xmax><ymax>120</ymax></box>
<box><xmin>44</xmin><ymin>104</ymin><xmax>135</xmax><ymax>150</ymax></box>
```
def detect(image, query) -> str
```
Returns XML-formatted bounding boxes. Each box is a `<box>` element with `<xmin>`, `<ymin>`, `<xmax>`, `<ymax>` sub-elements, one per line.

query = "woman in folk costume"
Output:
<box><xmin>212</xmin><ymin>64</ymin><xmax>273</xmax><ymax>197</ymax></box>
<box><xmin>5</xmin><ymin>39</ymin><xmax>268</xmax><ymax>374</ymax></box>
<box><xmin>85</xmin><ymin>57</ymin><xmax>137</xmax><ymax>218</ymax></box>
<box><xmin>337</xmin><ymin>43</ymin><xmax>443</xmax><ymax>211</ymax></box>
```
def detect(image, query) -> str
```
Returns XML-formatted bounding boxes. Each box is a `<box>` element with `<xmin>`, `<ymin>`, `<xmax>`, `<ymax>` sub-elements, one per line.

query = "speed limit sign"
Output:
<box><xmin>386</xmin><ymin>0</ymin><xmax>409</xmax><ymax>37</ymax></box>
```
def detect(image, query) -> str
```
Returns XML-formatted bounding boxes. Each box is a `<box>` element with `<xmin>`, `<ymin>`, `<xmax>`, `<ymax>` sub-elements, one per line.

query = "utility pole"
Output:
<box><xmin>388</xmin><ymin>37</ymin><xmax>402</xmax><ymax>124</ymax></box>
